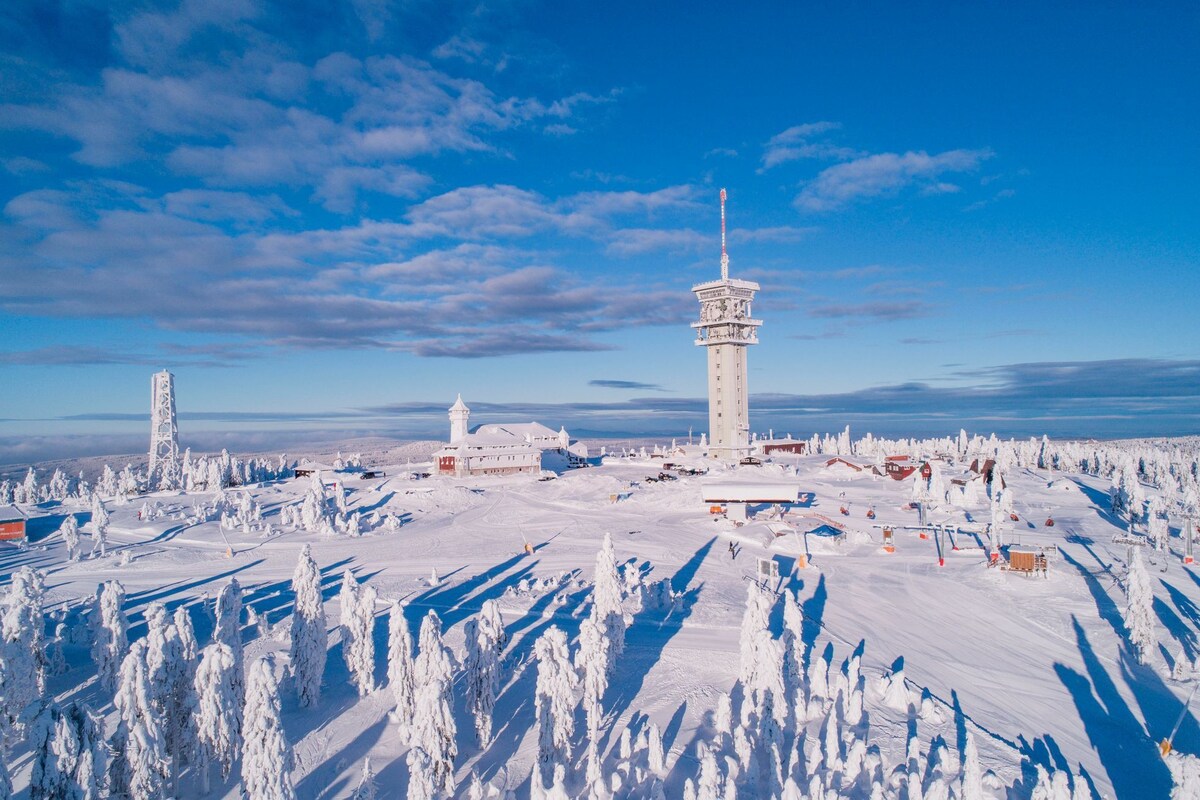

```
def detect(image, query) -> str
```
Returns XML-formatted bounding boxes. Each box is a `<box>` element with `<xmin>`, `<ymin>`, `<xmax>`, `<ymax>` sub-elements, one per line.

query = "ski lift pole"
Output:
<box><xmin>1162</xmin><ymin>681</ymin><xmax>1200</xmax><ymax>756</ymax></box>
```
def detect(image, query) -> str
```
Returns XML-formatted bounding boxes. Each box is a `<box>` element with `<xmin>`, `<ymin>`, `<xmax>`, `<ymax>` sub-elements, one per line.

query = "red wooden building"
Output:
<box><xmin>0</xmin><ymin>505</ymin><xmax>26</xmax><ymax>542</ymax></box>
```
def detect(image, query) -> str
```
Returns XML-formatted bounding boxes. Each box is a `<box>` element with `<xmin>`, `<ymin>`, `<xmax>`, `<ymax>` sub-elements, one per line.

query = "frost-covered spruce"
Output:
<box><xmin>0</xmin><ymin>566</ymin><xmax>46</xmax><ymax>732</ymax></box>
<box><xmin>92</xmin><ymin>580</ymin><xmax>128</xmax><ymax>693</ymax></box>
<box><xmin>593</xmin><ymin>533</ymin><xmax>626</xmax><ymax>674</ymax></box>
<box><xmin>781</xmin><ymin>589</ymin><xmax>805</xmax><ymax>692</ymax></box>
<box><xmin>1165</xmin><ymin>749</ymin><xmax>1200</xmax><ymax>800</ymax></box>
<box><xmin>576</xmin><ymin>612</ymin><xmax>610</xmax><ymax>782</ymax></box>
<box><xmin>89</xmin><ymin>498</ymin><xmax>110</xmax><ymax>558</ymax></box>
<box><xmin>959</xmin><ymin>731</ymin><xmax>985</xmax><ymax>800</ymax></box>
<box><xmin>350</xmin><ymin>758</ymin><xmax>377</xmax><ymax>800</ymax></box>
<box><xmin>31</xmin><ymin>701</ymin><xmax>107</xmax><ymax>800</ymax></box>
<box><xmin>59</xmin><ymin>514</ymin><xmax>81</xmax><ymax>561</ymax></box>
<box><xmin>406</xmin><ymin>746</ymin><xmax>436</xmax><ymax>800</ymax></box>
<box><xmin>194</xmin><ymin>643</ymin><xmax>242</xmax><ymax>790</ymax></box>
<box><xmin>1124</xmin><ymin>547</ymin><xmax>1157</xmax><ymax>664</ymax></box>
<box><xmin>339</xmin><ymin>569</ymin><xmax>359</xmax><ymax>639</ymax></box>
<box><xmin>241</xmin><ymin>657</ymin><xmax>295</xmax><ymax>800</ymax></box>
<box><xmin>289</xmin><ymin>544</ymin><xmax>327</xmax><ymax>707</ymax></box>
<box><xmin>214</xmin><ymin>578</ymin><xmax>245</xmax><ymax>706</ymax></box>
<box><xmin>464</xmin><ymin>599</ymin><xmax>506</xmax><ymax>746</ymax></box>
<box><xmin>387</xmin><ymin>600</ymin><xmax>417</xmax><ymax>736</ymax></box>
<box><xmin>534</xmin><ymin>625</ymin><xmax>577</xmax><ymax>787</ymax></box>
<box><xmin>145</xmin><ymin>601</ymin><xmax>196</xmax><ymax>789</ymax></box>
<box><xmin>111</xmin><ymin>640</ymin><xmax>170</xmax><ymax>800</ymax></box>
<box><xmin>413</xmin><ymin>610</ymin><xmax>457</xmax><ymax>796</ymax></box>
<box><xmin>346</xmin><ymin>583</ymin><xmax>377</xmax><ymax>695</ymax></box>
<box><xmin>738</xmin><ymin>579</ymin><xmax>772</xmax><ymax>689</ymax></box>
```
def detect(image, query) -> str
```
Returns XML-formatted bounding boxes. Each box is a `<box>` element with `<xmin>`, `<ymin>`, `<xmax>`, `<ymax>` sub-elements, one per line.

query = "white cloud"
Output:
<box><xmin>760</xmin><ymin>121</ymin><xmax>861</xmax><ymax>171</ymax></box>
<box><xmin>795</xmin><ymin>149</ymin><xmax>994</xmax><ymax>212</ymax></box>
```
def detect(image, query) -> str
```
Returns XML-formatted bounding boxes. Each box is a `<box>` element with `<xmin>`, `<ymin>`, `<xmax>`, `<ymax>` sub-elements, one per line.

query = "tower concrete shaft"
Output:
<box><xmin>149</xmin><ymin>370</ymin><xmax>179</xmax><ymax>472</ymax></box>
<box><xmin>691</xmin><ymin>190</ymin><xmax>761</xmax><ymax>462</ymax></box>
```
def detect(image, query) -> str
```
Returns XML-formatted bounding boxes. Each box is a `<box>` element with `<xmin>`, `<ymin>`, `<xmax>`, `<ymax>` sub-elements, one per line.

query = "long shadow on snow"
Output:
<box><xmin>801</xmin><ymin>572</ymin><xmax>829</xmax><ymax>670</ymax></box>
<box><xmin>602</xmin><ymin>538</ymin><xmax>715</xmax><ymax>741</ymax></box>
<box><xmin>1152</xmin><ymin>594</ymin><xmax>1198</xmax><ymax>662</ymax></box>
<box><xmin>470</xmin><ymin>582</ymin><xmax>592</xmax><ymax>789</ymax></box>
<box><xmin>1054</xmin><ymin>615</ymin><xmax>1172</xmax><ymax>799</ymax></box>
<box><xmin>1069</xmin><ymin>478</ymin><xmax>1127</xmax><ymax>530</ymax></box>
<box><xmin>293</xmin><ymin>715</ymin><xmax>389</xmax><ymax>800</ymax></box>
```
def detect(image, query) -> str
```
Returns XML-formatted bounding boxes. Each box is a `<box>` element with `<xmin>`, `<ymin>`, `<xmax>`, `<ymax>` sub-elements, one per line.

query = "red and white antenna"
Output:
<box><xmin>719</xmin><ymin>187</ymin><xmax>729</xmax><ymax>280</ymax></box>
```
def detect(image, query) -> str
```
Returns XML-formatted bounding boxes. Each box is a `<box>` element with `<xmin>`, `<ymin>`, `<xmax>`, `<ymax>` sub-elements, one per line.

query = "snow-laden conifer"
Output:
<box><xmin>92</xmin><ymin>580</ymin><xmax>128</xmax><ymax>693</ymax></box>
<box><xmin>30</xmin><ymin>701</ymin><xmax>106</xmax><ymax>800</ymax></box>
<box><xmin>346</xmin><ymin>583</ymin><xmax>377</xmax><ymax>695</ymax></box>
<box><xmin>406</xmin><ymin>746</ymin><xmax>435</xmax><ymax>800</ymax></box>
<box><xmin>350</xmin><ymin>758</ymin><xmax>376</xmax><ymax>800</ymax></box>
<box><xmin>111</xmin><ymin>640</ymin><xmax>170</xmax><ymax>800</ymax></box>
<box><xmin>534</xmin><ymin>625</ymin><xmax>576</xmax><ymax>787</ymax></box>
<box><xmin>576</xmin><ymin>613</ymin><xmax>610</xmax><ymax>784</ymax></box>
<box><xmin>194</xmin><ymin>642</ymin><xmax>241</xmax><ymax>790</ymax></box>
<box><xmin>1124</xmin><ymin>547</ymin><xmax>1157</xmax><ymax>664</ymax></box>
<box><xmin>593</xmin><ymin>533</ymin><xmax>626</xmax><ymax>673</ymax></box>
<box><xmin>145</xmin><ymin>601</ymin><xmax>196</xmax><ymax>791</ymax></box>
<box><xmin>387</xmin><ymin>600</ymin><xmax>416</xmax><ymax>738</ymax></box>
<box><xmin>59</xmin><ymin>514</ymin><xmax>81</xmax><ymax>561</ymax></box>
<box><xmin>0</xmin><ymin>566</ymin><xmax>46</xmax><ymax>732</ymax></box>
<box><xmin>739</xmin><ymin>579</ymin><xmax>772</xmax><ymax>689</ymax></box>
<box><xmin>464</xmin><ymin>599</ymin><xmax>506</xmax><ymax>746</ymax></box>
<box><xmin>241</xmin><ymin>657</ymin><xmax>295</xmax><ymax>800</ymax></box>
<box><xmin>959</xmin><ymin>730</ymin><xmax>985</xmax><ymax>800</ymax></box>
<box><xmin>289</xmin><ymin>544</ymin><xmax>327</xmax><ymax>707</ymax></box>
<box><xmin>89</xmin><ymin>498</ymin><xmax>110</xmax><ymax>558</ymax></box>
<box><xmin>413</xmin><ymin>610</ymin><xmax>457</xmax><ymax>796</ymax></box>
<box><xmin>214</xmin><ymin>578</ymin><xmax>245</xmax><ymax>707</ymax></box>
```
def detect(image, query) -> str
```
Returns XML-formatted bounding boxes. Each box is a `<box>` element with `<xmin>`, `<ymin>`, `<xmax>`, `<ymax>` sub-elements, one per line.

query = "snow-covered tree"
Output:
<box><xmin>593</xmin><ymin>533</ymin><xmax>626</xmax><ymax>675</ymax></box>
<box><xmin>346</xmin><ymin>583</ymin><xmax>377</xmax><ymax>695</ymax></box>
<box><xmin>739</xmin><ymin>578</ymin><xmax>772</xmax><ymax>689</ymax></box>
<box><xmin>110</xmin><ymin>640</ymin><xmax>170</xmax><ymax>800</ymax></box>
<box><xmin>214</xmin><ymin>578</ymin><xmax>245</xmax><ymax>707</ymax></box>
<box><xmin>781</xmin><ymin>589</ymin><xmax>804</xmax><ymax>692</ymax></box>
<box><xmin>464</xmin><ymin>599</ymin><xmax>506</xmax><ymax>746</ymax></box>
<box><xmin>406</xmin><ymin>746</ymin><xmax>435</xmax><ymax>800</ymax></box>
<box><xmin>289</xmin><ymin>545</ymin><xmax>327</xmax><ymax>707</ymax></box>
<box><xmin>413</xmin><ymin>611</ymin><xmax>457</xmax><ymax>796</ymax></box>
<box><xmin>241</xmin><ymin>658</ymin><xmax>295</xmax><ymax>800</ymax></box>
<box><xmin>0</xmin><ymin>566</ymin><xmax>46</xmax><ymax>734</ymax></box>
<box><xmin>92</xmin><ymin>580</ymin><xmax>128</xmax><ymax>693</ymax></box>
<box><xmin>576</xmin><ymin>613</ymin><xmax>609</xmax><ymax>785</ymax></box>
<box><xmin>89</xmin><ymin>498</ymin><xmax>110</xmax><ymax>558</ymax></box>
<box><xmin>959</xmin><ymin>730</ymin><xmax>984</xmax><ymax>800</ymax></box>
<box><xmin>534</xmin><ymin>625</ymin><xmax>576</xmax><ymax>787</ymax></box>
<box><xmin>194</xmin><ymin>643</ymin><xmax>241</xmax><ymax>790</ymax></box>
<box><xmin>350</xmin><ymin>758</ymin><xmax>377</xmax><ymax>800</ymax></box>
<box><xmin>1166</xmin><ymin>749</ymin><xmax>1200</xmax><ymax>799</ymax></box>
<box><xmin>59</xmin><ymin>514</ymin><xmax>81</xmax><ymax>561</ymax></box>
<box><xmin>387</xmin><ymin>601</ymin><xmax>416</xmax><ymax>738</ymax></box>
<box><xmin>1125</xmin><ymin>547</ymin><xmax>1157</xmax><ymax>664</ymax></box>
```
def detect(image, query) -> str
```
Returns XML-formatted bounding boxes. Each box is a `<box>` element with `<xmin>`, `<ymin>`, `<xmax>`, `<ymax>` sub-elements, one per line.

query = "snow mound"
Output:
<box><xmin>1046</xmin><ymin>479</ymin><xmax>1082</xmax><ymax>493</ymax></box>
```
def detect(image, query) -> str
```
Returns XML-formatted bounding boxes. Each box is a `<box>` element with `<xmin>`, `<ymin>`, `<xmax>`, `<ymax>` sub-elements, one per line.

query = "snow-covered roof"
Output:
<box><xmin>473</xmin><ymin>422</ymin><xmax>559</xmax><ymax>440</ymax></box>
<box><xmin>294</xmin><ymin>463</ymin><xmax>335</xmax><ymax>472</ymax></box>
<box><xmin>0</xmin><ymin>504</ymin><xmax>25</xmax><ymax>521</ymax></box>
<box><xmin>449</xmin><ymin>393</ymin><xmax>469</xmax><ymax>412</ymax></box>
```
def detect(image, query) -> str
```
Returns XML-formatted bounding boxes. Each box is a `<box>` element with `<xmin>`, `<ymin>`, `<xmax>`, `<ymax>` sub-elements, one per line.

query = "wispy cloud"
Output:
<box><xmin>809</xmin><ymin>300</ymin><xmax>931</xmax><ymax>321</ymax></box>
<box><xmin>588</xmin><ymin>379</ymin><xmax>668</xmax><ymax>391</ymax></box>
<box><xmin>760</xmin><ymin>122</ymin><xmax>860</xmax><ymax>171</ymax></box>
<box><xmin>796</xmin><ymin>149</ymin><xmax>994</xmax><ymax>212</ymax></box>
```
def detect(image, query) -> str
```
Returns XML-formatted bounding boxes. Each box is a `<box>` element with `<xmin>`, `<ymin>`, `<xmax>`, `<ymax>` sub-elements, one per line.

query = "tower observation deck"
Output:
<box><xmin>691</xmin><ymin>189</ymin><xmax>761</xmax><ymax>462</ymax></box>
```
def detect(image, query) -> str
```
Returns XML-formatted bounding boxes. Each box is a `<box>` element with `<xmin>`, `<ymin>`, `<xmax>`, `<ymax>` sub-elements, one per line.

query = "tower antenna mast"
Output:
<box><xmin>720</xmin><ymin>188</ymin><xmax>729</xmax><ymax>281</ymax></box>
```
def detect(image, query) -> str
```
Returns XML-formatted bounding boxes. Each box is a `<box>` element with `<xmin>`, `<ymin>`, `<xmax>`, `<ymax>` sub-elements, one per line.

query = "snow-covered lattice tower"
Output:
<box><xmin>149</xmin><ymin>370</ymin><xmax>179</xmax><ymax>473</ymax></box>
<box><xmin>691</xmin><ymin>189</ymin><xmax>761</xmax><ymax>462</ymax></box>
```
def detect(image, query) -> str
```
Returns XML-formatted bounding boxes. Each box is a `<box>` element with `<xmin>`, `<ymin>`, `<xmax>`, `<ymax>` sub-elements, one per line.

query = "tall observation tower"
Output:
<box><xmin>691</xmin><ymin>189</ymin><xmax>762</xmax><ymax>462</ymax></box>
<box><xmin>149</xmin><ymin>370</ymin><xmax>179</xmax><ymax>475</ymax></box>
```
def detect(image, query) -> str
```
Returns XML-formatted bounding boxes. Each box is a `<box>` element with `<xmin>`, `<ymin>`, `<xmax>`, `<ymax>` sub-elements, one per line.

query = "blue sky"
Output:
<box><xmin>1</xmin><ymin>0</ymin><xmax>1198</xmax><ymax>461</ymax></box>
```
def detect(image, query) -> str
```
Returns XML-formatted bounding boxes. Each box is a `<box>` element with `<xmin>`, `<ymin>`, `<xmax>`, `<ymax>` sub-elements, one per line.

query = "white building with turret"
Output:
<box><xmin>432</xmin><ymin>396</ymin><xmax>589</xmax><ymax>477</ymax></box>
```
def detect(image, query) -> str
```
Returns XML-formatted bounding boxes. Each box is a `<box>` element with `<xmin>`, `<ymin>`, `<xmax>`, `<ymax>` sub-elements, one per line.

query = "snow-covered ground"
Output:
<box><xmin>4</xmin><ymin>445</ymin><xmax>1199</xmax><ymax>798</ymax></box>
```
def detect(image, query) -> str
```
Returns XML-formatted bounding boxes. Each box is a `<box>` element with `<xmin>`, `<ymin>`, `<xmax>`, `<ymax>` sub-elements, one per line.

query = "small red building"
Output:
<box><xmin>762</xmin><ymin>441</ymin><xmax>806</xmax><ymax>455</ymax></box>
<box><xmin>883</xmin><ymin>462</ymin><xmax>917</xmax><ymax>480</ymax></box>
<box><xmin>0</xmin><ymin>505</ymin><xmax>27</xmax><ymax>542</ymax></box>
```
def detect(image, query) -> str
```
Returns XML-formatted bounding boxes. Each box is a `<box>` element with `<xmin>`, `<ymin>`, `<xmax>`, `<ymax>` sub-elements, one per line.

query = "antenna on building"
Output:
<box><xmin>719</xmin><ymin>188</ymin><xmax>729</xmax><ymax>281</ymax></box>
